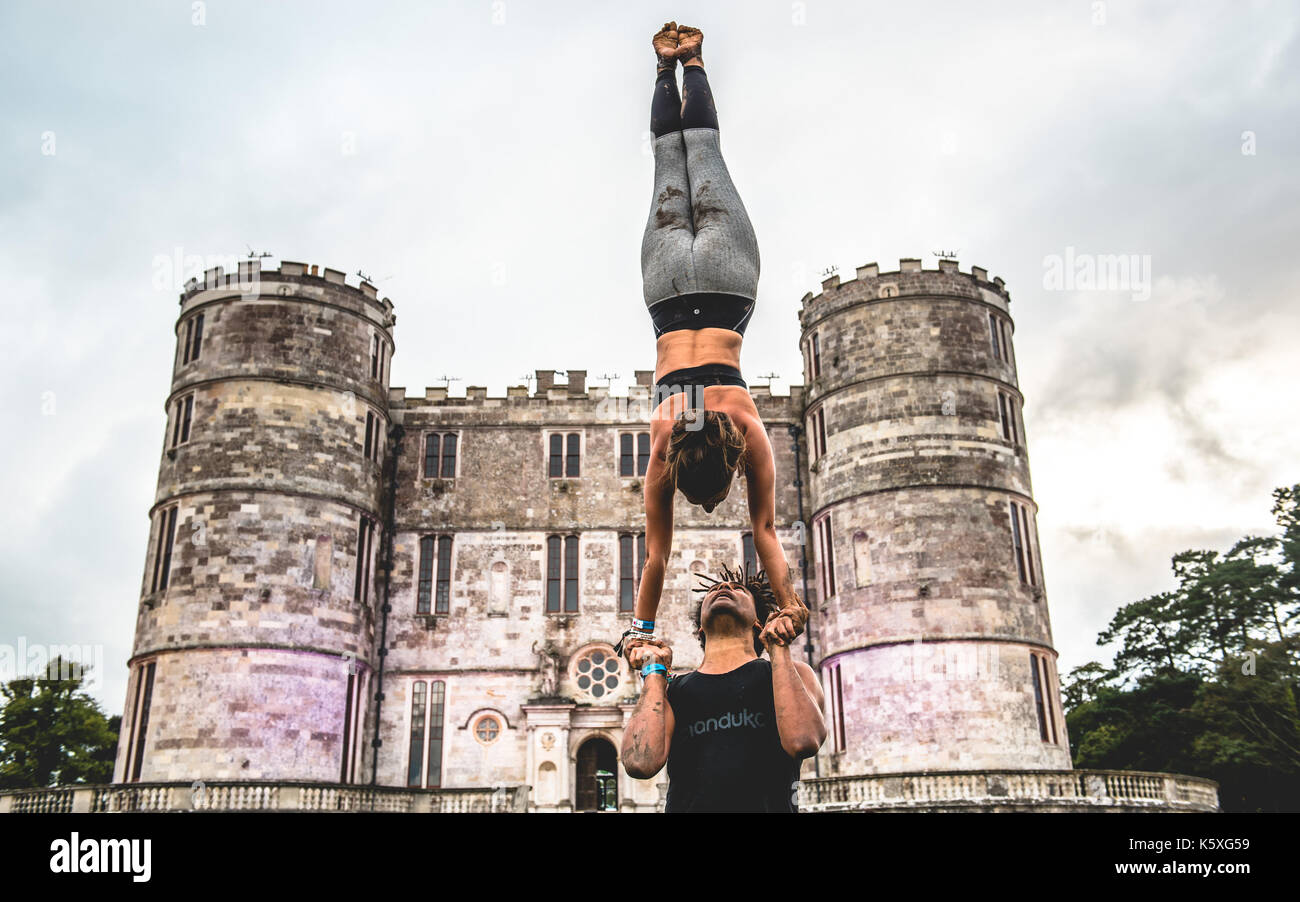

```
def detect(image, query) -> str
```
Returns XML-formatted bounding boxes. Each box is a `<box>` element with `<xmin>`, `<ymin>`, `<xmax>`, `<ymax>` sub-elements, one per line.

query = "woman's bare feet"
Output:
<box><xmin>676</xmin><ymin>24</ymin><xmax>703</xmax><ymax>66</ymax></box>
<box><xmin>653</xmin><ymin>21</ymin><xmax>679</xmax><ymax>70</ymax></box>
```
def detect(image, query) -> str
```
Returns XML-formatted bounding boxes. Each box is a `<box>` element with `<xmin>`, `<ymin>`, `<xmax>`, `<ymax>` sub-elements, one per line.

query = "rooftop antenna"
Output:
<box><xmin>245</xmin><ymin>245</ymin><xmax>273</xmax><ymax>259</ymax></box>
<box><xmin>932</xmin><ymin>249</ymin><xmax>960</xmax><ymax>260</ymax></box>
<box><xmin>518</xmin><ymin>373</ymin><xmax>537</xmax><ymax>389</ymax></box>
<box><xmin>356</xmin><ymin>269</ymin><xmax>394</xmax><ymax>284</ymax></box>
<box><xmin>753</xmin><ymin>371</ymin><xmax>780</xmax><ymax>387</ymax></box>
<box><xmin>432</xmin><ymin>374</ymin><xmax>461</xmax><ymax>388</ymax></box>
<box><xmin>594</xmin><ymin>372</ymin><xmax>620</xmax><ymax>388</ymax></box>
<box><xmin>820</xmin><ymin>264</ymin><xmax>838</xmax><ymax>277</ymax></box>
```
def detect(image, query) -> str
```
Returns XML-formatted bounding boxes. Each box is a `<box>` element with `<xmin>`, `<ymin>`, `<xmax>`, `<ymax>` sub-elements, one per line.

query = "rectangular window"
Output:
<box><xmin>440</xmin><ymin>434</ymin><xmax>456</xmax><ymax>477</ymax></box>
<box><xmin>816</xmin><ymin>408</ymin><xmax>827</xmax><ymax>459</ymax></box>
<box><xmin>426</xmin><ymin>681</ymin><xmax>445</xmax><ymax>788</ymax></box>
<box><xmin>417</xmin><ymin>536</ymin><xmax>434</xmax><ymax>614</ymax></box>
<box><xmin>1000</xmin><ymin>320</ymin><xmax>1012</xmax><ymax>365</ymax></box>
<box><xmin>1021</xmin><ymin>502</ymin><xmax>1036</xmax><ymax>586</ymax></box>
<box><xmin>364</xmin><ymin>411</ymin><xmax>375</xmax><ymax>460</ymax></box>
<box><xmin>151</xmin><ymin>507</ymin><xmax>178</xmax><ymax>593</ymax></box>
<box><xmin>180</xmin><ymin>395</ymin><xmax>192</xmax><ymax>444</ymax></box>
<box><xmin>989</xmin><ymin>313</ymin><xmax>1002</xmax><ymax>360</ymax></box>
<box><xmin>1030</xmin><ymin>652</ymin><xmax>1049</xmax><ymax>742</ymax></box>
<box><xmin>998</xmin><ymin>392</ymin><xmax>1017</xmax><ymax>443</ymax></box>
<box><xmin>564</xmin><ymin>535</ymin><xmax>579</xmax><ymax>612</ymax></box>
<box><xmin>1009</xmin><ymin>502</ymin><xmax>1027</xmax><ymax>583</ymax></box>
<box><xmin>565</xmin><ymin>433</ymin><xmax>580</xmax><ymax>477</ymax></box>
<box><xmin>435</xmin><ymin>536</ymin><xmax>452</xmax><ymax>614</ymax></box>
<box><xmin>827</xmin><ymin>662</ymin><xmax>846</xmax><ymax>753</ymax></box>
<box><xmin>637</xmin><ymin>432</ymin><xmax>650</xmax><ymax>476</ymax></box>
<box><xmin>339</xmin><ymin>672</ymin><xmax>356</xmax><ymax>783</ymax></box>
<box><xmin>1040</xmin><ymin>655</ymin><xmax>1058</xmax><ymax>744</ymax></box>
<box><xmin>354</xmin><ymin>515</ymin><xmax>374</xmax><ymax>604</ymax></box>
<box><xmin>370</xmin><ymin>334</ymin><xmax>380</xmax><ymax>379</ymax></box>
<box><xmin>620</xmin><ymin>434</ymin><xmax>634</xmax><ymax>477</ymax></box>
<box><xmin>742</xmin><ymin>532</ymin><xmax>757</xmax><ymax>576</ymax></box>
<box><xmin>620</xmin><ymin>535</ymin><xmax>635</xmax><ymax>611</ymax></box>
<box><xmin>619</xmin><ymin>533</ymin><xmax>646</xmax><ymax>613</ymax></box>
<box><xmin>818</xmin><ymin>514</ymin><xmax>836</xmax><ymax>599</ymax></box>
<box><xmin>181</xmin><ymin>318</ymin><xmax>194</xmax><ymax>366</ymax></box>
<box><xmin>546</xmin><ymin>536</ymin><xmax>562</xmax><ymax>612</ymax></box>
<box><xmin>549</xmin><ymin>434</ymin><xmax>563</xmax><ymax>478</ymax></box>
<box><xmin>189</xmin><ymin>313</ymin><xmax>204</xmax><ymax>363</ymax></box>
<box><xmin>128</xmin><ymin>661</ymin><xmax>156</xmax><ymax>782</ymax></box>
<box><xmin>424</xmin><ymin>434</ymin><xmax>440</xmax><ymax>478</ymax></box>
<box><xmin>811</xmin><ymin>332</ymin><xmax>822</xmax><ymax>378</ymax></box>
<box><xmin>407</xmin><ymin>680</ymin><xmax>426</xmax><ymax>787</ymax></box>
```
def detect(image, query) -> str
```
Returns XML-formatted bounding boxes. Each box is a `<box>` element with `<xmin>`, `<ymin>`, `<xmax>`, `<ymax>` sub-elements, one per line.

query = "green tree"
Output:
<box><xmin>1063</xmin><ymin>483</ymin><xmax>1300</xmax><ymax>812</ymax></box>
<box><xmin>0</xmin><ymin>656</ymin><xmax>120</xmax><ymax>789</ymax></box>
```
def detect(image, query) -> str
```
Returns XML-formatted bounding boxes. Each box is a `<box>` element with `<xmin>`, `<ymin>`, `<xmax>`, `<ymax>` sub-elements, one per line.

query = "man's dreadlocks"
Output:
<box><xmin>691</xmin><ymin>562</ymin><xmax>781</xmax><ymax>655</ymax></box>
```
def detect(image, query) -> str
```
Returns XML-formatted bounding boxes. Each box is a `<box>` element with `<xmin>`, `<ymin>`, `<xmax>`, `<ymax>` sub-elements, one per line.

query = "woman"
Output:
<box><xmin>617</xmin><ymin>23</ymin><xmax>809</xmax><ymax>661</ymax></box>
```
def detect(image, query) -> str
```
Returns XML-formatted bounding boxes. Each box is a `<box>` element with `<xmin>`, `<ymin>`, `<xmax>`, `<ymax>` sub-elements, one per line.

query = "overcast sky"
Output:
<box><xmin>1</xmin><ymin>0</ymin><xmax>1296</xmax><ymax>717</ymax></box>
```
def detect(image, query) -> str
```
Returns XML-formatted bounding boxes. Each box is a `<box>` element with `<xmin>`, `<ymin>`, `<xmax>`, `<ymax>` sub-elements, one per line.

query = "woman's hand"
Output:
<box><xmin>629</xmin><ymin>637</ymin><xmax>673</xmax><ymax>671</ymax></box>
<box><xmin>758</xmin><ymin>608</ymin><xmax>800</xmax><ymax>651</ymax></box>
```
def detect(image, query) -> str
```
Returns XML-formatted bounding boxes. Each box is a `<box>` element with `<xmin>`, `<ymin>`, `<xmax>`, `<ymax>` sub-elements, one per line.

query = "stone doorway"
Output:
<box><xmin>575</xmin><ymin>737</ymin><xmax>618</xmax><ymax>811</ymax></box>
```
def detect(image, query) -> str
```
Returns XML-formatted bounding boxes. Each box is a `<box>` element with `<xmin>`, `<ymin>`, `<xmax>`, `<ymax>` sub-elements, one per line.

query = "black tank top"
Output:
<box><xmin>664</xmin><ymin>658</ymin><xmax>801</xmax><ymax>812</ymax></box>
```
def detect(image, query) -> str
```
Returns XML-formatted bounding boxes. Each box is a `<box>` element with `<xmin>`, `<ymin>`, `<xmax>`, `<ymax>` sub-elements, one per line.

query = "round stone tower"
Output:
<box><xmin>799</xmin><ymin>258</ymin><xmax>1071</xmax><ymax>775</ymax></box>
<box><xmin>115</xmin><ymin>259</ymin><xmax>395</xmax><ymax>785</ymax></box>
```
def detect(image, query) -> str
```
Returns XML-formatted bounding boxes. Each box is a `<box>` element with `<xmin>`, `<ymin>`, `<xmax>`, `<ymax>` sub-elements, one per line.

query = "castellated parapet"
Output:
<box><xmin>797</xmin><ymin>260</ymin><xmax>1070</xmax><ymax>775</ymax></box>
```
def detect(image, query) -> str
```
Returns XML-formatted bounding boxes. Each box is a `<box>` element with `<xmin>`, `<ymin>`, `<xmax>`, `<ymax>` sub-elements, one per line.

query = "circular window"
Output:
<box><xmin>572</xmin><ymin>647</ymin><xmax>621</xmax><ymax>700</ymax></box>
<box><xmin>474</xmin><ymin>715</ymin><xmax>501</xmax><ymax>744</ymax></box>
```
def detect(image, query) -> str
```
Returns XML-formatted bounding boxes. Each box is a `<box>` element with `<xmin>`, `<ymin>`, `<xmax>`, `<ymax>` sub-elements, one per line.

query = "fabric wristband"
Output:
<box><xmin>640</xmin><ymin>663</ymin><xmax>668</xmax><ymax>679</ymax></box>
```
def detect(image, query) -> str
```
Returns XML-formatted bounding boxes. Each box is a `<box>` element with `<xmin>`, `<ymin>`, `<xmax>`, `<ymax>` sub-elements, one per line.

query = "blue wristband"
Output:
<box><xmin>633</xmin><ymin>618</ymin><xmax>655</xmax><ymax>631</ymax></box>
<box><xmin>640</xmin><ymin>663</ymin><xmax>668</xmax><ymax>679</ymax></box>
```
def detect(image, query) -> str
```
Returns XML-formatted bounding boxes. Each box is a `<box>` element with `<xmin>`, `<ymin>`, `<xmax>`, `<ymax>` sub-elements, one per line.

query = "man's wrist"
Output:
<box><xmin>640</xmin><ymin>662</ymin><xmax>669</xmax><ymax>680</ymax></box>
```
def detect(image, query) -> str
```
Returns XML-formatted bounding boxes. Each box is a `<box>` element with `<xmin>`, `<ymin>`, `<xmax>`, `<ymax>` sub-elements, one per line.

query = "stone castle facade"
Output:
<box><xmin>112</xmin><ymin>256</ymin><xmax>1079</xmax><ymax>811</ymax></box>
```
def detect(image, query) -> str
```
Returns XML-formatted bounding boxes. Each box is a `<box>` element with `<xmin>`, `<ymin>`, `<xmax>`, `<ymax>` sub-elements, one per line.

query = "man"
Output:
<box><xmin>621</xmin><ymin>565</ymin><xmax>826</xmax><ymax>812</ymax></box>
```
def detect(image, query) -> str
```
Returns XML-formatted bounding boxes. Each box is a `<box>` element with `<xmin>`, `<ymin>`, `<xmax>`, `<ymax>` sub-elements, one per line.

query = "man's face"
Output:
<box><xmin>699</xmin><ymin>580</ymin><xmax>757</xmax><ymax>633</ymax></box>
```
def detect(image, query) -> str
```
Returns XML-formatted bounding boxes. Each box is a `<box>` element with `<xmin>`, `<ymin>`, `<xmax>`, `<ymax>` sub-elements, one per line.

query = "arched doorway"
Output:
<box><xmin>575</xmin><ymin>737</ymin><xmax>618</xmax><ymax>812</ymax></box>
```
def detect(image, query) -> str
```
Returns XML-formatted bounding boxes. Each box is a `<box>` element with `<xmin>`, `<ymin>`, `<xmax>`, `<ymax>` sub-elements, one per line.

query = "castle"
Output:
<box><xmin>83</xmin><ymin>257</ymin><xmax>1218</xmax><ymax>813</ymax></box>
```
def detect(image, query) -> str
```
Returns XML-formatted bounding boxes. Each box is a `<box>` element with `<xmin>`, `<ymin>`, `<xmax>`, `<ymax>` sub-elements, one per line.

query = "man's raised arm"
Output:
<box><xmin>620</xmin><ymin>641</ymin><xmax>675</xmax><ymax>779</ymax></box>
<box><xmin>759</xmin><ymin>614</ymin><xmax>826</xmax><ymax>759</ymax></box>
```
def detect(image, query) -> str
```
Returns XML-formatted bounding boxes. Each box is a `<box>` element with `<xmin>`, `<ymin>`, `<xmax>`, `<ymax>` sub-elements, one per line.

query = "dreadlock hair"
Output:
<box><xmin>691</xmin><ymin>562</ymin><xmax>780</xmax><ymax>656</ymax></box>
<box><xmin>663</xmin><ymin>409</ymin><xmax>746</xmax><ymax>508</ymax></box>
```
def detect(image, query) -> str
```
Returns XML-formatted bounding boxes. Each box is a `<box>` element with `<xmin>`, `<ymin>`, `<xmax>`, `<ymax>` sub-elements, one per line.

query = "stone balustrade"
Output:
<box><xmin>797</xmin><ymin>769</ymin><xmax>1219</xmax><ymax>812</ymax></box>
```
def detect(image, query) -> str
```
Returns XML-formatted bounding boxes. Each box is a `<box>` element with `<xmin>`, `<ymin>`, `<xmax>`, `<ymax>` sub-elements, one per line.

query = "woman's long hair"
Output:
<box><xmin>663</xmin><ymin>409</ymin><xmax>746</xmax><ymax>503</ymax></box>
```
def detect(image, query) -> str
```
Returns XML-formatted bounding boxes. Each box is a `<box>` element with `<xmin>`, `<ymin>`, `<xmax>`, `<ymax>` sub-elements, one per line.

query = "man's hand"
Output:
<box><xmin>763</xmin><ymin>592</ymin><xmax>809</xmax><ymax>644</ymax></box>
<box><xmin>758</xmin><ymin>609</ymin><xmax>800</xmax><ymax>652</ymax></box>
<box><xmin>628</xmin><ymin>637</ymin><xmax>673</xmax><ymax>671</ymax></box>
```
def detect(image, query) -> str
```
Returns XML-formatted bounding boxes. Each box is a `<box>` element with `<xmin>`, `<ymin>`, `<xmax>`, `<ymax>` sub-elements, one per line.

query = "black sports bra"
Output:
<box><xmin>653</xmin><ymin>363</ymin><xmax>747</xmax><ymax>410</ymax></box>
<box><xmin>650</xmin><ymin>292</ymin><xmax>755</xmax><ymax>338</ymax></box>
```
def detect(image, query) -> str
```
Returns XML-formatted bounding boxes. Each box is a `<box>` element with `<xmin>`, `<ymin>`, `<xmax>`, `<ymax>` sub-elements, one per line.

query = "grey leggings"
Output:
<box><xmin>640</xmin><ymin>74</ymin><xmax>760</xmax><ymax>317</ymax></box>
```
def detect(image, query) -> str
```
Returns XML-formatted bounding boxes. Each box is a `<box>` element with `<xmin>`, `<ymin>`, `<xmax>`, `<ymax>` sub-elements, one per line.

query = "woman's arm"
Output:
<box><xmin>742</xmin><ymin>420</ymin><xmax>805</xmax><ymax>623</ymax></box>
<box><xmin>633</xmin><ymin>428</ymin><xmax>675</xmax><ymax>624</ymax></box>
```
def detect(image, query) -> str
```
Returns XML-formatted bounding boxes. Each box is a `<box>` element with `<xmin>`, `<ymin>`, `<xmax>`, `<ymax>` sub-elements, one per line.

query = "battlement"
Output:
<box><xmin>388</xmin><ymin>367</ymin><xmax>805</xmax><ymax>411</ymax></box>
<box><xmin>800</xmin><ymin>258</ymin><xmax>1008</xmax><ymax>311</ymax></box>
<box><xmin>178</xmin><ymin>259</ymin><xmax>394</xmax><ymax>318</ymax></box>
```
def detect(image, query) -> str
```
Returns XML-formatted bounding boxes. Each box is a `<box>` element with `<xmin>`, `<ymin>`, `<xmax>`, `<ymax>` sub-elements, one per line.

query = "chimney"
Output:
<box><xmin>535</xmin><ymin>370</ymin><xmax>555</xmax><ymax>396</ymax></box>
<box><xmin>567</xmin><ymin>370</ymin><xmax>587</xmax><ymax>395</ymax></box>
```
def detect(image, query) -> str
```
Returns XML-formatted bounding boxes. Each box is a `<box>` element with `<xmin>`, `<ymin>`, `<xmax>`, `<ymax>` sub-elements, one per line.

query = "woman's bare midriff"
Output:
<box><xmin>654</xmin><ymin>327</ymin><xmax>743</xmax><ymax>381</ymax></box>
<box><xmin>650</xmin><ymin>327</ymin><xmax>759</xmax><ymax>442</ymax></box>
